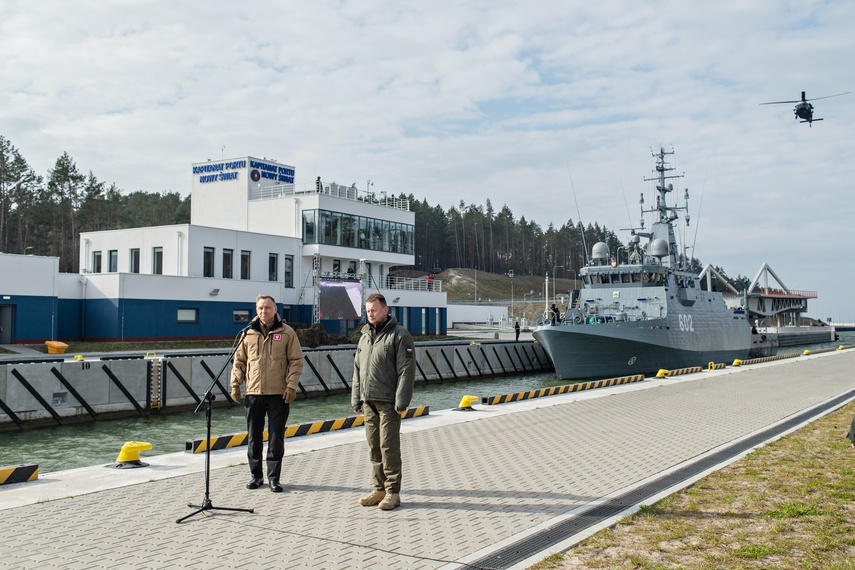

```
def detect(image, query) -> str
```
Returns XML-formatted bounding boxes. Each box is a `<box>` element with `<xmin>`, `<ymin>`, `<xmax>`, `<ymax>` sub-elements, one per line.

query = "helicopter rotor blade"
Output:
<box><xmin>759</xmin><ymin>100</ymin><xmax>799</xmax><ymax>105</ymax></box>
<box><xmin>803</xmin><ymin>92</ymin><xmax>851</xmax><ymax>102</ymax></box>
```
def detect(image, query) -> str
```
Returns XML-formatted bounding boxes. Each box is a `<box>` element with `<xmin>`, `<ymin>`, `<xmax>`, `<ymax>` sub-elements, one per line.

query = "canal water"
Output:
<box><xmin>3</xmin><ymin>331</ymin><xmax>851</xmax><ymax>474</ymax></box>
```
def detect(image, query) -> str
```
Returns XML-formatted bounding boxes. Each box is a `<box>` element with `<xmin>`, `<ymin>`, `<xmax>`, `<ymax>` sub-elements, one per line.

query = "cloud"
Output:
<box><xmin>1</xmin><ymin>0</ymin><xmax>854</xmax><ymax>317</ymax></box>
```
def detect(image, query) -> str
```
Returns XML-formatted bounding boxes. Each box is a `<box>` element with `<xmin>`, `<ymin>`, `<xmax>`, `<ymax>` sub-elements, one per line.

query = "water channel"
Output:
<box><xmin>2</xmin><ymin>331</ymin><xmax>851</xmax><ymax>474</ymax></box>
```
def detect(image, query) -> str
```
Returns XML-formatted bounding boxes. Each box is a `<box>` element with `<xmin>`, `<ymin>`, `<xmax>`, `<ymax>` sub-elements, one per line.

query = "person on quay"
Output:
<box><xmin>847</xmin><ymin>414</ymin><xmax>855</xmax><ymax>450</ymax></box>
<box><xmin>351</xmin><ymin>293</ymin><xmax>416</xmax><ymax>511</ymax></box>
<box><xmin>514</xmin><ymin>319</ymin><xmax>521</xmax><ymax>342</ymax></box>
<box><xmin>231</xmin><ymin>294</ymin><xmax>304</xmax><ymax>493</ymax></box>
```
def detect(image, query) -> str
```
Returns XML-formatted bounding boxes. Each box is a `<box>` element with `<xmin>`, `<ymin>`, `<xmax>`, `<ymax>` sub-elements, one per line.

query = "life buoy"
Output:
<box><xmin>573</xmin><ymin>315</ymin><xmax>582</xmax><ymax>324</ymax></box>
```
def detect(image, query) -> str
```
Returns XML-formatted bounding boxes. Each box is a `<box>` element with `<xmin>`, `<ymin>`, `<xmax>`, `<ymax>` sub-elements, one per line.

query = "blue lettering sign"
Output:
<box><xmin>193</xmin><ymin>162</ymin><xmax>225</xmax><ymax>174</ymax></box>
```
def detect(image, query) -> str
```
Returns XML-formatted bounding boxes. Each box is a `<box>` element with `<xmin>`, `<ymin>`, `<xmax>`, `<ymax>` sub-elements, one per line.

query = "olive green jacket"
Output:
<box><xmin>351</xmin><ymin>315</ymin><xmax>416</xmax><ymax>411</ymax></box>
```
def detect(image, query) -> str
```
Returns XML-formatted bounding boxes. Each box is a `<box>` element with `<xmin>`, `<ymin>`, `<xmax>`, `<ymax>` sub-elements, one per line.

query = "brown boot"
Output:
<box><xmin>358</xmin><ymin>490</ymin><xmax>386</xmax><ymax>507</ymax></box>
<box><xmin>378</xmin><ymin>493</ymin><xmax>400</xmax><ymax>511</ymax></box>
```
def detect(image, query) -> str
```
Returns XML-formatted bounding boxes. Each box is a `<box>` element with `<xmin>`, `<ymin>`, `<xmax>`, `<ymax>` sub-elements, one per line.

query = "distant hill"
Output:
<box><xmin>432</xmin><ymin>267</ymin><xmax>576</xmax><ymax>302</ymax></box>
<box><xmin>388</xmin><ymin>267</ymin><xmax>580</xmax><ymax>322</ymax></box>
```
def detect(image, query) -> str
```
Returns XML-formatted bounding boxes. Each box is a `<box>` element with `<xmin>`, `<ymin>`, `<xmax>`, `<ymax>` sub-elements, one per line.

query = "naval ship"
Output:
<box><xmin>533</xmin><ymin>147</ymin><xmax>775</xmax><ymax>380</ymax></box>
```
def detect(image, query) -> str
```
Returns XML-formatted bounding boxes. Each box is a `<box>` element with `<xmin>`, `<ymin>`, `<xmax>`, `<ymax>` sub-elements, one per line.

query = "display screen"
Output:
<box><xmin>319</xmin><ymin>279</ymin><xmax>363</xmax><ymax>320</ymax></box>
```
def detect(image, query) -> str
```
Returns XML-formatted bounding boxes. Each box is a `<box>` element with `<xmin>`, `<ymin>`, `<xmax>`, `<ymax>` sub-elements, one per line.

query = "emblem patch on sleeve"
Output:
<box><xmin>406</xmin><ymin>347</ymin><xmax>413</xmax><ymax>358</ymax></box>
<box><xmin>273</xmin><ymin>334</ymin><xmax>282</xmax><ymax>341</ymax></box>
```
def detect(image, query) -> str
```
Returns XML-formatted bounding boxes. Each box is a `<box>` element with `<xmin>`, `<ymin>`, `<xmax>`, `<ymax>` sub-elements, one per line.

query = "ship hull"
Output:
<box><xmin>533</xmin><ymin>321</ymin><xmax>752</xmax><ymax>380</ymax></box>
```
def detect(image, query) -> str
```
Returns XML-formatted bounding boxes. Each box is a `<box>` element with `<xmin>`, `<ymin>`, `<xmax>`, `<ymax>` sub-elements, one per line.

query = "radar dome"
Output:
<box><xmin>651</xmin><ymin>239</ymin><xmax>669</xmax><ymax>258</ymax></box>
<box><xmin>592</xmin><ymin>242</ymin><xmax>610</xmax><ymax>261</ymax></box>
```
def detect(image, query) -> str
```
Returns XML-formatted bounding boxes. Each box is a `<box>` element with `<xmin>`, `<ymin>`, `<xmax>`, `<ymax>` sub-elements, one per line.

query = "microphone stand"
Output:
<box><xmin>177</xmin><ymin>327</ymin><xmax>254</xmax><ymax>524</ymax></box>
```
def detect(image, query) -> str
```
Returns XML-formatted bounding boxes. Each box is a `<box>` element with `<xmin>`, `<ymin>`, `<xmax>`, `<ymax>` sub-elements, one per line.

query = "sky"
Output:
<box><xmin>2</xmin><ymin>1</ymin><xmax>854</xmax><ymax>321</ymax></box>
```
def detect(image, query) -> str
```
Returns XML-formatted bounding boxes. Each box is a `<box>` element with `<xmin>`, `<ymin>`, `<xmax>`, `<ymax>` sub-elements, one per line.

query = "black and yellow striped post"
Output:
<box><xmin>185</xmin><ymin>406</ymin><xmax>431</xmax><ymax>454</ymax></box>
<box><xmin>0</xmin><ymin>464</ymin><xmax>39</xmax><ymax>486</ymax></box>
<box><xmin>659</xmin><ymin>366</ymin><xmax>703</xmax><ymax>377</ymax></box>
<box><xmin>737</xmin><ymin>353</ymin><xmax>801</xmax><ymax>366</ymax></box>
<box><xmin>481</xmin><ymin>375</ymin><xmax>645</xmax><ymax>405</ymax></box>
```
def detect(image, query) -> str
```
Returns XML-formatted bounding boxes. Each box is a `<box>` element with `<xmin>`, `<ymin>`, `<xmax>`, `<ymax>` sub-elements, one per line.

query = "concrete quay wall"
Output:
<box><xmin>0</xmin><ymin>341</ymin><xmax>550</xmax><ymax>430</ymax></box>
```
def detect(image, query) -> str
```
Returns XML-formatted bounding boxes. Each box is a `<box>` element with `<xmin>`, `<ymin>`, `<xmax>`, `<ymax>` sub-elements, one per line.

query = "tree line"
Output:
<box><xmin>0</xmin><ymin>134</ymin><xmax>746</xmax><ymax>289</ymax></box>
<box><xmin>0</xmin><ymin>136</ymin><xmax>190</xmax><ymax>272</ymax></box>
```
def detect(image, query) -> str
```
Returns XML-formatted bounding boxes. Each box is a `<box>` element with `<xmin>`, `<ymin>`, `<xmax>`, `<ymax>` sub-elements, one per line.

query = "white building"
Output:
<box><xmin>1</xmin><ymin>156</ymin><xmax>446</xmax><ymax>343</ymax></box>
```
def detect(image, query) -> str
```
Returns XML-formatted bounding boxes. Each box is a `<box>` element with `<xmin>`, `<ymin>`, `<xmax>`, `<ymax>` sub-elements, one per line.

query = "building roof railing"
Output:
<box><xmin>250</xmin><ymin>181</ymin><xmax>410</xmax><ymax>211</ymax></box>
<box><xmin>722</xmin><ymin>288</ymin><xmax>817</xmax><ymax>299</ymax></box>
<box><xmin>754</xmin><ymin>287</ymin><xmax>817</xmax><ymax>299</ymax></box>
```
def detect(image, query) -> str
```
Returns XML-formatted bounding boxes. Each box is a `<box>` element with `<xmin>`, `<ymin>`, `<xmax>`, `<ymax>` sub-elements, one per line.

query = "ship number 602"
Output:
<box><xmin>678</xmin><ymin>314</ymin><xmax>694</xmax><ymax>332</ymax></box>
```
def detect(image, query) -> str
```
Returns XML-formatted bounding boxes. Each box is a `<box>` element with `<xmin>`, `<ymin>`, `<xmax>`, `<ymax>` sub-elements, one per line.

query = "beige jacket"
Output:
<box><xmin>230</xmin><ymin>316</ymin><xmax>304</xmax><ymax>395</ymax></box>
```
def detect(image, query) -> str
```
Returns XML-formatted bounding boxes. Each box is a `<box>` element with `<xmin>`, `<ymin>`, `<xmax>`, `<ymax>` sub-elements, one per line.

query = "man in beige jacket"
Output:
<box><xmin>231</xmin><ymin>295</ymin><xmax>303</xmax><ymax>492</ymax></box>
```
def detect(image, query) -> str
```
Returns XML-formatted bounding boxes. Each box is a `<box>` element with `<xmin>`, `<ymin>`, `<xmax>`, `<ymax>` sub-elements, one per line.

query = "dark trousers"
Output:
<box><xmin>245</xmin><ymin>395</ymin><xmax>290</xmax><ymax>482</ymax></box>
<box><xmin>363</xmin><ymin>401</ymin><xmax>403</xmax><ymax>493</ymax></box>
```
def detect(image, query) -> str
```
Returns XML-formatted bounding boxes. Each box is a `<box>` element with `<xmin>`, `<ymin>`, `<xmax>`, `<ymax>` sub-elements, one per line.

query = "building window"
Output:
<box><xmin>92</xmin><ymin>251</ymin><xmax>102</xmax><ymax>273</ymax></box>
<box><xmin>332</xmin><ymin>259</ymin><xmax>341</xmax><ymax>274</ymax></box>
<box><xmin>130</xmin><ymin>248</ymin><xmax>140</xmax><ymax>273</ymax></box>
<box><xmin>177</xmin><ymin>308</ymin><xmax>198</xmax><ymax>323</ymax></box>
<box><xmin>342</xmin><ymin>214</ymin><xmax>356</xmax><ymax>247</ymax></box>
<box><xmin>223</xmin><ymin>249</ymin><xmax>233</xmax><ymax>279</ymax></box>
<box><xmin>283</xmin><ymin>255</ymin><xmax>294</xmax><ymax>288</ymax></box>
<box><xmin>108</xmin><ymin>250</ymin><xmax>118</xmax><ymax>272</ymax></box>
<box><xmin>233</xmin><ymin>309</ymin><xmax>250</xmax><ymax>323</ymax></box>
<box><xmin>152</xmin><ymin>247</ymin><xmax>163</xmax><ymax>275</ymax></box>
<box><xmin>320</xmin><ymin>210</ymin><xmax>332</xmax><ymax>245</ymax></box>
<box><xmin>203</xmin><ymin>247</ymin><xmax>215</xmax><ymax>278</ymax></box>
<box><xmin>240</xmin><ymin>250</ymin><xmax>251</xmax><ymax>280</ymax></box>
<box><xmin>303</xmin><ymin>210</ymin><xmax>315</xmax><ymax>243</ymax></box>
<box><xmin>358</xmin><ymin>217</ymin><xmax>369</xmax><ymax>248</ymax></box>
<box><xmin>268</xmin><ymin>253</ymin><xmax>278</xmax><ymax>281</ymax></box>
<box><xmin>300</xmin><ymin>208</ymin><xmax>415</xmax><ymax>253</ymax></box>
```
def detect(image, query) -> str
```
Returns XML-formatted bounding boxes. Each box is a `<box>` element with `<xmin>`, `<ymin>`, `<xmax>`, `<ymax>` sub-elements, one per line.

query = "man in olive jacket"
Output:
<box><xmin>352</xmin><ymin>292</ymin><xmax>416</xmax><ymax>511</ymax></box>
<box><xmin>231</xmin><ymin>295</ymin><xmax>304</xmax><ymax>493</ymax></box>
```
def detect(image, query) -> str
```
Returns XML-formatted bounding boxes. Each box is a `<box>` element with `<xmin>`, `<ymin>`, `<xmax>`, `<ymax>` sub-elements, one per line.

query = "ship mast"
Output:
<box><xmin>639</xmin><ymin>147</ymin><xmax>690</xmax><ymax>269</ymax></box>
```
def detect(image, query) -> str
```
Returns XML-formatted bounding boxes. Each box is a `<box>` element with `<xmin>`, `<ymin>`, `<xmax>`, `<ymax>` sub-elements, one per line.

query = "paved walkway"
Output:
<box><xmin>0</xmin><ymin>344</ymin><xmax>45</xmax><ymax>358</ymax></box>
<box><xmin>2</xmin><ymin>350</ymin><xmax>854</xmax><ymax>569</ymax></box>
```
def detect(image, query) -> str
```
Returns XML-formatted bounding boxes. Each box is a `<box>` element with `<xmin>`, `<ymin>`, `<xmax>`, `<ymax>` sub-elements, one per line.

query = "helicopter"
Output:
<box><xmin>760</xmin><ymin>91</ymin><xmax>850</xmax><ymax>126</ymax></box>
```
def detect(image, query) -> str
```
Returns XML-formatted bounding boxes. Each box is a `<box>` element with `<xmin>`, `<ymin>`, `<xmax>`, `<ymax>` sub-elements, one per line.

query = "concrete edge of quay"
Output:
<box><xmin>2</xmin><ymin>348</ymin><xmax>843</xmax><ymax>512</ymax></box>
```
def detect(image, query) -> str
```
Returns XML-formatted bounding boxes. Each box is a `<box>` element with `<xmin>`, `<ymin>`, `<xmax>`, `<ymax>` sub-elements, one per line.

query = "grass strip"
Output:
<box><xmin>533</xmin><ymin>400</ymin><xmax>855</xmax><ymax>570</ymax></box>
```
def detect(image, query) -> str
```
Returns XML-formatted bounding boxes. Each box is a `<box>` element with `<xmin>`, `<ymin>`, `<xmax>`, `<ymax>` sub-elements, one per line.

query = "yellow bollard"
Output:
<box><xmin>113</xmin><ymin>441</ymin><xmax>153</xmax><ymax>469</ymax></box>
<box><xmin>74</xmin><ymin>354</ymin><xmax>84</xmax><ymax>361</ymax></box>
<box><xmin>732</xmin><ymin>359</ymin><xmax>742</xmax><ymax>366</ymax></box>
<box><xmin>656</xmin><ymin>369</ymin><xmax>668</xmax><ymax>378</ymax></box>
<box><xmin>803</xmin><ymin>350</ymin><xmax>811</xmax><ymax>355</ymax></box>
<box><xmin>839</xmin><ymin>345</ymin><xmax>845</xmax><ymax>350</ymax></box>
<box><xmin>454</xmin><ymin>395</ymin><xmax>479</xmax><ymax>411</ymax></box>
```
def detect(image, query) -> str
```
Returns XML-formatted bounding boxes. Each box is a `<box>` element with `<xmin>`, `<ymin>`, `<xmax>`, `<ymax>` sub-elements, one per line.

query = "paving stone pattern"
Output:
<box><xmin>1</xmin><ymin>352</ymin><xmax>853</xmax><ymax>569</ymax></box>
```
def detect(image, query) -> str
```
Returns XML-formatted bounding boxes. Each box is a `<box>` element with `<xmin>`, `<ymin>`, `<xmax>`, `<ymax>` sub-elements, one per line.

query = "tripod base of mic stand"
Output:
<box><xmin>176</xmin><ymin>499</ymin><xmax>254</xmax><ymax>524</ymax></box>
